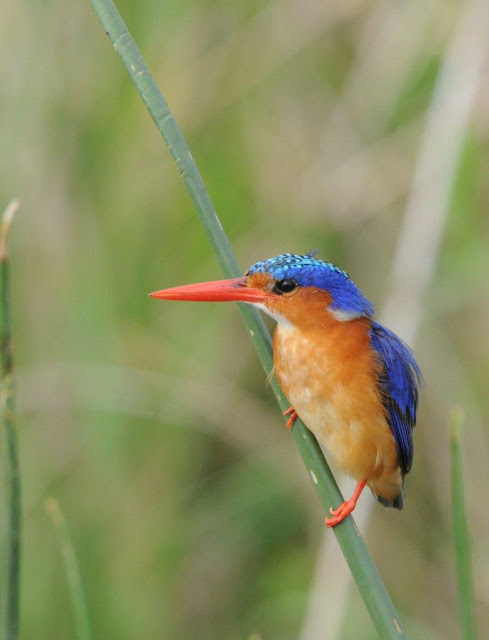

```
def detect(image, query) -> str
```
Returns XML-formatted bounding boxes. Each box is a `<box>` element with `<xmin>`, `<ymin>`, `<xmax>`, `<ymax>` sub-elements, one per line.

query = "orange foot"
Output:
<box><xmin>325</xmin><ymin>479</ymin><xmax>367</xmax><ymax>528</ymax></box>
<box><xmin>283</xmin><ymin>406</ymin><xmax>298</xmax><ymax>430</ymax></box>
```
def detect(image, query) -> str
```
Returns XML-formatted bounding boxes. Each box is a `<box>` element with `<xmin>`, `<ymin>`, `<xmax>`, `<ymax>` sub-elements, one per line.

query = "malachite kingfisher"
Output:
<box><xmin>150</xmin><ymin>252</ymin><xmax>421</xmax><ymax>527</ymax></box>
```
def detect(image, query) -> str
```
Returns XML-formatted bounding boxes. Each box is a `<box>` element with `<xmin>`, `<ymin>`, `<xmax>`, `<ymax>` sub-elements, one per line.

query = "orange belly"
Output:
<box><xmin>273</xmin><ymin>317</ymin><xmax>401</xmax><ymax>495</ymax></box>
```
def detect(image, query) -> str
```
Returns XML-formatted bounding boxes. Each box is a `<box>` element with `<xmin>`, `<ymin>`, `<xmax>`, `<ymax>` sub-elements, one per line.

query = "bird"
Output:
<box><xmin>149</xmin><ymin>251</ymin><xmax>421</xmax><ymax>527</ymax></box>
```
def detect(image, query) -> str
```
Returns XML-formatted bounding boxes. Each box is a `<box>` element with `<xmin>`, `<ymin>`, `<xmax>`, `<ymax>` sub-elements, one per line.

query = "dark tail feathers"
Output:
<box><xmin>373</xmin><ymin>482</ymin><xmax>405</xmax><ymax>510</ymax></box>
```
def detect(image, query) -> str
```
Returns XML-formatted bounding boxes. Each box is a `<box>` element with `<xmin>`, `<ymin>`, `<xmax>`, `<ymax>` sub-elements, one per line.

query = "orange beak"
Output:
<box><xmin>149</xmin><ymin>277</ymin><xmax>276</xmax><ymax>303</ymax></box>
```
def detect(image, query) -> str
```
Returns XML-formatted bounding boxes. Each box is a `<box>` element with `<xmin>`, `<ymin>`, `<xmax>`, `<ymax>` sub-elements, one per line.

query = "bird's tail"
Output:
<box><xmin>369</xmin><ymin>474</ymin><xmax>405</xmax><ymax>511</ymax></box>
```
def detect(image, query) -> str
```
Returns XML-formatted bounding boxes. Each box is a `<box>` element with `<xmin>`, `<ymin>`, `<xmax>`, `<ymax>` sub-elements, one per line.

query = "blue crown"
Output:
<box><xmin>247</xmin><ymin>252</ymin><xmax>374</xmax><ymax>319</ymax></box>
<box><xmin>247</xmin><ymin>251</ymin><xmax>349</xmax><ymax>279</ymax></box>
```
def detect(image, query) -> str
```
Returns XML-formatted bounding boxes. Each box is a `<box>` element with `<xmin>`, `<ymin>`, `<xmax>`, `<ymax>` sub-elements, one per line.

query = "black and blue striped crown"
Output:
<box><xmin>247</xmin><ymin>251</ymin><xmax>349</xmax><ymax>280</ymax></box>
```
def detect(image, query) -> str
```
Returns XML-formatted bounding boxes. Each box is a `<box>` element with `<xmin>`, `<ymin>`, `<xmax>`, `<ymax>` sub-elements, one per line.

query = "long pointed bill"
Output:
<box><xmin>149</xmin><ymin>277</ymin><xmax>276</xmax><ymax>303</ymax></box>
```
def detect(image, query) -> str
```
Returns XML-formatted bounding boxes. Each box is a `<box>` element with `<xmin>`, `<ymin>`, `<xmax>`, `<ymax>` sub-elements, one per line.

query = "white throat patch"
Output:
<box><xmin>251</xmin><ymin>302</ymin><xmax>294</xmax><ymax>328</ymax></box>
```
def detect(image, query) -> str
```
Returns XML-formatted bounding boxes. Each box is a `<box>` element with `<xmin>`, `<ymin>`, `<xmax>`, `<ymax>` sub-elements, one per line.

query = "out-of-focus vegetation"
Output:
<box><xmin>450</xmin><ymin>410</ymin><xmax>476</xmax><ymax>640</ymax></box>
<box><xmin>1</xmin><ymin>1</ymin><xmax>489</xmax><ymax>639</ymax></box>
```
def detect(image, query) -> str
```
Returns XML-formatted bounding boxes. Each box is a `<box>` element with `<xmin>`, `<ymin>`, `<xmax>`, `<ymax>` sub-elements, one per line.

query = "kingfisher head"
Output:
<box><xmin>150</xmin><ymin>252</ymin><xmax>374</xmax><ymax>328</ymax></box>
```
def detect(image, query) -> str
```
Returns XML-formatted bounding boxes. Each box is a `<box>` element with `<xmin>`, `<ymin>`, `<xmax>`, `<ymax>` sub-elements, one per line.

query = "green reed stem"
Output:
<box><xmin>449</xmin><ymin>409</ymin><xmax>476</xmax><ymax>640</ymax></box>
<box><xmin>87</xmin><ymin>2</ymin><xmax>409</xmax><ymax>636</ymax></box>
<box><xmin>45</xmin><ymin>499</ymin><xmax>94</xmax><ymax>640</ymax></box>
<box><xmin>0</xmin><ymin>199</ymin><xmax>21</xmax><ymax>640</ymax></box>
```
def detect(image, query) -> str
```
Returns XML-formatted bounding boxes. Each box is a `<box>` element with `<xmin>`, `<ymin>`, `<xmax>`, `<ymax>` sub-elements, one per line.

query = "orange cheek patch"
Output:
<box><xmin>264</xmin><ymin>287</ymin><xmax>333</xmax><ymax>328</ymax></box>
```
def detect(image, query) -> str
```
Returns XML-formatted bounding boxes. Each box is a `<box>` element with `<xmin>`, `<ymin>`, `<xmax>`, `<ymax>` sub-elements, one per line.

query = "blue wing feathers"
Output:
<box><xmin>369</xmin><ymin>321</ymin><xmax>421</xmax><ymax>475</ymax></box>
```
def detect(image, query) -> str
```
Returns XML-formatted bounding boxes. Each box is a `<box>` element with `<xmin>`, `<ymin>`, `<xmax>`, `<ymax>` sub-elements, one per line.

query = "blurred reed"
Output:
<box><xmin>87</xmin><ymin>0</ymin><xmax>409</xmax><ymax>637</ymax></box>
<box><xmin>0</xmin><ymin>199</ymin><xmax>21</xmax><ymax>640</ymax></box>
<box><xmin>449</xmin><ymin>409</ymin><xmax>476</xmax><ymax>640</ymax></box>
<box><xmin>44</xmin><ymin>498</ymin><xmax>94</xmax><ymax>640</ymax></box>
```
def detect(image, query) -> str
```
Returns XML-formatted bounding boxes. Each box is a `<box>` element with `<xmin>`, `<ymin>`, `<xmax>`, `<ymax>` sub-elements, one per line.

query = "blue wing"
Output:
<box><xmin>369</xmin><ymin>321</ymin><xmax>421</xmax><ymax>475</ymax></box>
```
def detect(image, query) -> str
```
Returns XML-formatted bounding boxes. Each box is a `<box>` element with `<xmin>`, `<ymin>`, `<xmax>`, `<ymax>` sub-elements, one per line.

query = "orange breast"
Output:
<box><xmin>273</xmin><ymin>313</ymin><xmax>399</xmax><ymax>485</ymax></box>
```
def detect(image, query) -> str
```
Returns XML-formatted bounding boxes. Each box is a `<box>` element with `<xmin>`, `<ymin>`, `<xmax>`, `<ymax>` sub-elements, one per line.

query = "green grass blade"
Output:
<box><xmin>87</xmin><ymin>2</ymin><xmax>409</xmax><ymax>636</ymax></box>
<box><xmin>45</xmin><ymin>498</ymin><xmax>94</xmax><ymax>640</ymax></box>
<box><xmin>0</xmin><ymin>199</ymin><xmax>21</xmax><ymax>640</ymax></box>
<box><xmin>449</xmin><ymin>409</ymin><xmax>476</xmax><ymax>640</ymax></box>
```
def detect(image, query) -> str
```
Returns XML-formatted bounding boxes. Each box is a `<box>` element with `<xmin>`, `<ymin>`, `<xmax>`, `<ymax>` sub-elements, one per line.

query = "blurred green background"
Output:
<box><xmin>1</xmin><ymin>0</ymin><xmax>489</xmax><ymax>638</ymax></box>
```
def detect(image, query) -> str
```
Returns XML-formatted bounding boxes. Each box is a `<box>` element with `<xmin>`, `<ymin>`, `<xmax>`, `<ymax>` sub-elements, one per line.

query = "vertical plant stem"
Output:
<box><xmin>87</xmin><ymin>2</ymin><xmax>409</xmax><ymax>637</ymax></box>
<box><xmin>449</xmin><ymin>409</ymin><xmax>476</xmax><ymax>640</ymax></box>
<box><xmin>0</xmin><ymin>199</ymin><xmax>21</xmax><ymax>640</ymax></box>
<box><xmin>45</xmin><ymin>499</ymin><xmax>94</xmax><ymax>640</ymax></box>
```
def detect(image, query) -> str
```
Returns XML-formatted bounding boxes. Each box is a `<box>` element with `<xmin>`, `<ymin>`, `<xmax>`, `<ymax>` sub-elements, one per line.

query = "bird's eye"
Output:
<box><xmin>273</xmin><ymin>278</ymin><xmax>297</xmax><ymax>294</ymax></box>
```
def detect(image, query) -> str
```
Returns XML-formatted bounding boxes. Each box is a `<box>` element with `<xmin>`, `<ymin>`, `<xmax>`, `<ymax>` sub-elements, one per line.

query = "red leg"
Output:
<box><xmin>283</xmin><ymin>406</ymin><xmax>298</xmax><ymax>430</ymax></box>
<box><xmin>325</xmin><ymin>479</ymin><xmax>367</xmax><ymax>528</ymax></box>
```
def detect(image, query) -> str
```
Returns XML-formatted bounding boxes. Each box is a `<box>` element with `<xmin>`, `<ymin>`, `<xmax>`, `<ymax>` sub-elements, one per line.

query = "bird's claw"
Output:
<box><xmin>329</xmin><ymin>500</ymin><xmax>352</xmax><ymax>517</ymax></box>
<box><xmin>283</xmin><ymin>407</ymin><xmax>298</xmax><ymax>430</ymax></box>
<box><xmin>325</xmin><ymin>500</ymin><xmax>355</xmax><ymax>527</ymax></box>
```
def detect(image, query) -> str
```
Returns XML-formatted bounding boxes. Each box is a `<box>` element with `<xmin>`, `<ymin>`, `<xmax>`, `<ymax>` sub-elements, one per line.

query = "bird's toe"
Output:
<box><xmin>326</xmin><ymin>500</ymin><xmax>355</xmax><ymax>526</ymax></box>
<box><xmin>283</xmin><ymin>407</ymin><xmax>298</xmax><ymax>430</ymax></box>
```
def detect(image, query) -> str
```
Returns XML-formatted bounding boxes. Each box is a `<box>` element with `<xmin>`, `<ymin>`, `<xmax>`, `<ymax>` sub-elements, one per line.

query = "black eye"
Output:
<box><xmin>273</xmin><ymin>278</ymin><xmax>297</xmax><ymax>294</ymax></box>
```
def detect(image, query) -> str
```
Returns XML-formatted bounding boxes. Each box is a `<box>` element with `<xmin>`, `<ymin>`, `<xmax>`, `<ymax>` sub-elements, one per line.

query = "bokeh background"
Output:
<box><xmin>2</xmin><ymin>0</ymin><xmax>489</xmax><ymax>638</ymax></box>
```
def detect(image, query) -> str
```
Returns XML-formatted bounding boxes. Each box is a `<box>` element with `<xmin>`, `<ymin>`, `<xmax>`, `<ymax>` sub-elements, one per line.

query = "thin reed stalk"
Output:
<box><xmin>449</xmin><ymin>409</ymin><xmax>476</xmax><ymax>640</ymax></box>
<box><xmin>0</xmin><ymin>199</ymin><xmax>21</xmax><ymax>640</ymax></box>
<box><xmin>45</xmin><ymin>499</ymin><xmax>94</xmax><ymax>640</ymax></box>
<box><xmin>87</xmin><ymin>2</ymin><xmax>409</xmax><ymax>636</ymax></box>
